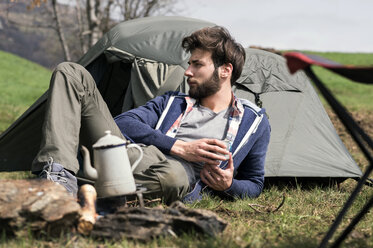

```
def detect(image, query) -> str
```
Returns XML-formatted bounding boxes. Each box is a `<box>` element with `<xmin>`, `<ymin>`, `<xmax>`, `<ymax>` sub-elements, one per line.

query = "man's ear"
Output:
<box><xmin>220</xmin><ymin>63</ymin><xmax>233</xmax><ymax>79</ymax></box>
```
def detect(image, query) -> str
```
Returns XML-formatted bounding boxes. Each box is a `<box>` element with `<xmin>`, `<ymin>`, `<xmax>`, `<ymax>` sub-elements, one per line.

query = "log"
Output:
<box><xmin>0</xmin><ymin>180</ymin><xmax>227</xmax><ymax>241</ymax></box>
<box><xmin>77</xmin><ymin>184</ymin><xmax>97</xmax><ymax>235</ymax></box>
<box><xmin>0</xmin><ymin>179</ymin><xmax>81</xmax><ymax>237</ymax></box>
<box><xmin>91</xmin><ymin>201</ymin><xmax>227</xmax><ymax>241</ymax></box>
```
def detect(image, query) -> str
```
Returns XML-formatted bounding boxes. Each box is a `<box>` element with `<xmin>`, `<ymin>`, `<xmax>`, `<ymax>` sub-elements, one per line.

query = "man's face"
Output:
<box><xmin>185</xmin><ymin>48</ymin><xmax>221</xmax><ymax>99</ymax></box>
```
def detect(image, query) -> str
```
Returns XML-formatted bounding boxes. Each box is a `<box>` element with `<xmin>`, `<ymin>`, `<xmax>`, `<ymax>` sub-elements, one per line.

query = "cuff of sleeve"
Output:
<box><xmin>223</xmin><ymin>179</ymin><xmax>238</xmax><ymax>196</ymax></box>
<box><xmin>157</xmin><ymin>135</ymin><xmax>177</xmax><ymax>154</ymax></box>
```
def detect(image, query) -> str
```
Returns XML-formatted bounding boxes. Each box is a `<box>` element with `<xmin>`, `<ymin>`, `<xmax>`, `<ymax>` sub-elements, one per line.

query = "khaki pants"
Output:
<box><xmin>129</xmin><ymin>145</ymin><xmax>189</xmax><ymax>204</ymax></box>
<box><xmin>32</xmin><ymin>62</ymin><xmax>189</xmax><ymax>204</ymax></box>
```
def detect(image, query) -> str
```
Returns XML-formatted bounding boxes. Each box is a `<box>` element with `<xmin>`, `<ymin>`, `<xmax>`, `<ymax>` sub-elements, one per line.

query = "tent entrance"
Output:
<box><xmin>97</xmin><ymin>59</ymin><xmax>132</xmax><ymax>117</ymax></box>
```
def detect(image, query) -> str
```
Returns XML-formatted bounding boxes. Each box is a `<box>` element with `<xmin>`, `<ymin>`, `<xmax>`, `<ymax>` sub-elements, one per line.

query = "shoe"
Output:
<box><xmin>39</xmin><ymin>157</ymin><xmax>78</xmax><ymax>197</ymax></box>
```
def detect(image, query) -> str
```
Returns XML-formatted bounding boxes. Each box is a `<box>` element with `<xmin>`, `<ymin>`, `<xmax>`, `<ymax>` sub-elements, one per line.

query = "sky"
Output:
<box><xmin>176</xmin><ymin>0</ymin><xmax>373</xmax><ymax>53</ymax></box>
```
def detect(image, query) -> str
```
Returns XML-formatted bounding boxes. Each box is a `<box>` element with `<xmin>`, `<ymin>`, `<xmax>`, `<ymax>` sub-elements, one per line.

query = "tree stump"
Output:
<box><xmin>0</xmin><ymin>179</ymin><xmax>81</xmax><ymax>237</ymax></box>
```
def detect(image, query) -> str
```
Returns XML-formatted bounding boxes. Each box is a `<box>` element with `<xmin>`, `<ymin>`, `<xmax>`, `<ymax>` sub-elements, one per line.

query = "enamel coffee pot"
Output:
<box><xmin>81</xmin><ymin>130</ymin><xmax>143</xmax><ymax>198</ymax></box>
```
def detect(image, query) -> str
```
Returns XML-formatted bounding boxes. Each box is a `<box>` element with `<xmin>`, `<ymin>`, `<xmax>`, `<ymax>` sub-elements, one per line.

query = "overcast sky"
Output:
<box><xmin>176</xmin><ymin>0</ymin><xmax>373</xmax><ymax>53</ymax></box>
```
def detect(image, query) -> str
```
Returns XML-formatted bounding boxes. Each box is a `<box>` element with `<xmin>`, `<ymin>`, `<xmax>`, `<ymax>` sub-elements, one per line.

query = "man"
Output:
<box><xmin>33</xmin><ymin>26</ymin><xmax>270</xmax><ymax>204</ymax></box>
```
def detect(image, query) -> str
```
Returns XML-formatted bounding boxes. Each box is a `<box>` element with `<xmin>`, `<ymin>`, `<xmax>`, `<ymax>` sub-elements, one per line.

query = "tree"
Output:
<box><xmin>2</xmin><ymin>0</ymin><xmax>74</xmax><ymax>63</ymax></box>
<box><xmin>1</xmin><ymin>0</ymin><xmax>179</xmax><ymax>64</ymax></box>
<box><xmin>51</xmin><ymin>0</ymin><xmax>71</xmax><ymax>61</ymax></box>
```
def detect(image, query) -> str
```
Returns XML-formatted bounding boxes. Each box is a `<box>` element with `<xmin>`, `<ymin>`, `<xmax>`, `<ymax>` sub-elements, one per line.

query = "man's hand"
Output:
<box><xmin>200</xmin><ymin>153</ymin><xmax>234</xmax><ymax>191</ymax></box>
<box><xmin>170</xmin><ymin>138</ymin><xmax>229</xmax><ymax>165</ymax></box>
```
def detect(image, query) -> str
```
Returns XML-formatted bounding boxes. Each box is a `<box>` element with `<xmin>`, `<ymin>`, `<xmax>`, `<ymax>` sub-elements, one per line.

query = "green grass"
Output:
<box><xmin>0</xmin><ymin>183</ymin><xmax>371</xmax><ymax>248</ymax></box>
<box><xmin>0</xmin><ymin>50</ymin><xmax>51</xmax><ymax>132</ymax></box>
<box><xmin>0</xmin><ymin>50</ymin><xmax>372</xmax><ymax>247</ymax></box>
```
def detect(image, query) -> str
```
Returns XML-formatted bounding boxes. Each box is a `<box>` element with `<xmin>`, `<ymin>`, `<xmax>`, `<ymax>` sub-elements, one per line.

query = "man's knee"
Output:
<box><xmin>160</xmin><ymin>165</ymin><xmax>189</xmax><ymax>195</ymax></box>
<box><xmin>55</xmin><ymin>62</ymin><xmax>84</xmax><ymax>74</ymax></box>
<box><xmin>52</xmin><ymin>62</ymin><xmax>95</xmax><ymax>90</ymax></box>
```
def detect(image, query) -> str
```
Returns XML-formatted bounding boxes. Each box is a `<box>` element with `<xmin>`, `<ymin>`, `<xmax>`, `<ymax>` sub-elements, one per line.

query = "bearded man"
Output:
<box><xmin>33</xmin><ymin>26</ymin><xmax>271</xmax><ymax>204</ymax></box>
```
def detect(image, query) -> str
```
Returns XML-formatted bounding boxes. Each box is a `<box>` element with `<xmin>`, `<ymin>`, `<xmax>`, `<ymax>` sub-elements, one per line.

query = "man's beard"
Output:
<box><xmin>188</xmin><ymin>68</ymin><xmax>221</xmax><ymax>99</ymax></box>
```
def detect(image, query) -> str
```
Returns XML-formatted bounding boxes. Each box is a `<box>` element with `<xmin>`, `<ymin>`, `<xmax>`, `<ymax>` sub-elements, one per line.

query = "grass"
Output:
<box><xmin>0</xmin><ymin>50</ymin><xmax>51</xmax><ymax>132</ymax></box>
<box><xmin>0</xmin><ymin>183</ymin><xmax>371</xmax><ymax>247</ymax></box>
<box><xmin>0</xmin><ymin>50</ymin><xmax>372</xmax><ymax>247</ymax></box>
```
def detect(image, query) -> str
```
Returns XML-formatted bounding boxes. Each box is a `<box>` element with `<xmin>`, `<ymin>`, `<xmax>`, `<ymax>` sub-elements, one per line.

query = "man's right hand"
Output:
<box><xmin>170</xmin><ymin>139</ymin><xmax>229</xmax><ymax>165</ymax></box>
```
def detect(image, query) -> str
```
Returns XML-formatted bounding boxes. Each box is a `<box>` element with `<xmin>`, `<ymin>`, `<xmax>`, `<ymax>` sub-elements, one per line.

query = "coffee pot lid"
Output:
<box><xmin>92</xmin><ymin>130</ymin><xmax>126</xmax><ymax>149</ymax></box>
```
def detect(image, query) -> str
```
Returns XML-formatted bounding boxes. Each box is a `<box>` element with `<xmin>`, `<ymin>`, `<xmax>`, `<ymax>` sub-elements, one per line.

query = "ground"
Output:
<box><xmin>327</xmin><ymin>109</ymin><xmax>373</xmax><ymax>170</ymax></box>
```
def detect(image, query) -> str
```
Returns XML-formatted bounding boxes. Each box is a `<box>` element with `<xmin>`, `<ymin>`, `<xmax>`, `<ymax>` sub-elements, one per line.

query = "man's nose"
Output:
<box><xmin>184</xmin><ymin>66</ymin><xmax>193</xmax><ymax>77</ymax></box>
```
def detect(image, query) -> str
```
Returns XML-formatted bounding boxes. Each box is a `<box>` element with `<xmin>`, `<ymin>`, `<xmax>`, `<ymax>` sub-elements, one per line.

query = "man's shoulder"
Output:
<box><xmin>150</xmin><ymin>91</ymin><xmax>188</xmax><ymax>105</ymax></box>
<box><xmin>160</xmin><ymin>91</ymin><xmax>190</xmax><ymax>105</ymax></box>
<box><xmin>238</xmin><ymin>98</ymin><xmax>261</xmax><ymax>113</ymax></box>
<box><xmin>164</xmin><ymin>91</ymin><xmax>188</xmax><ymax>98</ymax></box>
<box><xmin>238</xmin><ymin>98</ymin><xmax>270</xmax><ymax>127</ymax></box>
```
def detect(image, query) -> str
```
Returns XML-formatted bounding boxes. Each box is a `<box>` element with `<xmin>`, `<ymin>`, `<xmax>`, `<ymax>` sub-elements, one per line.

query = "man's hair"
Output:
<box><xmin>182</xmin><ymin>26</ymin><xmax>246</xmax><ymax>85</ymax></box>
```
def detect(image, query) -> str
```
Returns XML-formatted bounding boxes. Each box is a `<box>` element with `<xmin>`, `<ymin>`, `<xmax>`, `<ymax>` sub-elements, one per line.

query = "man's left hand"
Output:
<box><xmin>200</xmin><ymin>153</ymin><xmax>234</xmax><ymax>191</ymax></box>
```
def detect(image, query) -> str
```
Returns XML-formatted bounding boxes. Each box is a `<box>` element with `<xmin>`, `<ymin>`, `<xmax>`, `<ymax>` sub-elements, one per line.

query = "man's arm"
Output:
<box><xmin>115</xmin><ymin>92</ymin><xmax>231</xmax><ymax>160</ymax></box>
<box><xmin>225</xmin><ymin>120</ymin><xmax>270</xmax><ymax>198</ymax></box>
<box><xmin>114</xmin><ymin>92</ymin><xmax>178</xmax><ymax>154</ymax></box>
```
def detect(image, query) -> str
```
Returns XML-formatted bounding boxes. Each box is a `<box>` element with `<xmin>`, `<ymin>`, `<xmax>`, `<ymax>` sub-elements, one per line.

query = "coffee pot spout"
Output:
<box><xmin>81</xmin><ymin>145</ymin><xmax>98</xmax><ymax>180</ymax></box>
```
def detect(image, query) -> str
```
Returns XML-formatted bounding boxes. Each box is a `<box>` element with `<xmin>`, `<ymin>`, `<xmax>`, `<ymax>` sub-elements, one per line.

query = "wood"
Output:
<box><xmin>0</xmin><ymin>180</ymin><xmax>227</xmax><ymax>241</ymax></box>
<box><xmin>0</xmin><ymin>179</ymin><xmax>81</xmax><ymax>237</ymax></box>
<box><xmin>77</xmin><ymin>184</ymin><xmax>97</xmax><ymax>235</ymax></box>
<box><xmin>92</xmin><ymin>201</ymin><xmax>227</xmax><ymax>241</ymax></box>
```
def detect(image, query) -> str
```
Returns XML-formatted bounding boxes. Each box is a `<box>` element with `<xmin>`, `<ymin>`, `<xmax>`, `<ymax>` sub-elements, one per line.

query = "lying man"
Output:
<box><xmin>33</xmin><ymin>26</ymin><xmax>271</xmax><ymax>204</ymax></box>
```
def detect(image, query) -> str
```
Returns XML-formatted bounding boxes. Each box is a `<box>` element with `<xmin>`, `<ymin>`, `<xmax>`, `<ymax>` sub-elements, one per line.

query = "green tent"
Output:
<box><xmin>0</xmin><ymin>16</ymin><xmax>362</xmax><ymax>182</ymax></box>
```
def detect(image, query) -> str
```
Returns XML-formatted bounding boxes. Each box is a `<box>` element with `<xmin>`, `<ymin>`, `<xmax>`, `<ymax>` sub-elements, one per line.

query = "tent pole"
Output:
<box><xmin>303</xmin><ymin>67</ymin><xmax>373</xmax><ymax>248</ymax></box>
<box><xmin>331</xmin><ymin>192</ymin><xmax>373</xmax><ymax>248</ymax></box>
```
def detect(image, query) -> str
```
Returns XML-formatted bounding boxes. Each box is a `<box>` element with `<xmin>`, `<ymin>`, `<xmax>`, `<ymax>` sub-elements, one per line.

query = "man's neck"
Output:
<box><xmin>200</xmin><ymin>84</ymin><xmax>232</xmax><ymax>113</ymax></box>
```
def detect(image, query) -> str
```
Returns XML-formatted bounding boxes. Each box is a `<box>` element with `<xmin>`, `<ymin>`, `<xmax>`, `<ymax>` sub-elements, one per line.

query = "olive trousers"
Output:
<box><xmin>32</xmin><ymin>62</ymin><xmax>189</xmax><ymax>204</ymax></box>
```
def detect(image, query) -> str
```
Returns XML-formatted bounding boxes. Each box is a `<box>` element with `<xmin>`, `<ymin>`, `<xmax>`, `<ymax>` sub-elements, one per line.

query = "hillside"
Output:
<box><xmin>0</xmin><ymin>2</ymin><xmax>78</xmax><ymax>68</ymax></box>
<box><xmin>0</xmin><ymin>50</ymin><xmax>51</xmax><ymax>132</ymax></box>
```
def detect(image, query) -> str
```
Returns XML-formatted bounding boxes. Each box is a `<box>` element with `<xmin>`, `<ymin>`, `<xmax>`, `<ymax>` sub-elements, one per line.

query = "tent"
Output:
<box><xmin>0</xmin><ymin>16</ymin><xmax>362</xmax><ymax>182</ymax></box>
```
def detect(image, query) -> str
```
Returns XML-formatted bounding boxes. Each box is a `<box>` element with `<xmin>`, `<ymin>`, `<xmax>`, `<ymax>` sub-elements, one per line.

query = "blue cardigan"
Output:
<box><xmin>114</xmin><ymin>91</ymin><xmax>271</xmax><ymax>202</ymax></box>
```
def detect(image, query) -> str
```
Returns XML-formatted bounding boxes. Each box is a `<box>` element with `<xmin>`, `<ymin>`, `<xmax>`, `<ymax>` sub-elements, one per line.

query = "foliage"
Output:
<box><xmin>21</xmin><ymin>0</ymin><xmax>47</xmax><ymax>10</ymax></box>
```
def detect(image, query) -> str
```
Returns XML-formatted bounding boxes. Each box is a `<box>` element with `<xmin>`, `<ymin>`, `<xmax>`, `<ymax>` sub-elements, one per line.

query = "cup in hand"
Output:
<box><xmin>218</xmin><ymin>139</ymin><xmax>231</xmax><ymax>160</ymax></box>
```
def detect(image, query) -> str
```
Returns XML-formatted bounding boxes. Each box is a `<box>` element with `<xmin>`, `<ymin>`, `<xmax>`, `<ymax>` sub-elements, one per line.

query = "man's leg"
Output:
<box><xmin>32</xmin><ymin>62</ymin><xmax>123</xmax><ymax>195</ymax></box>
<box><xmin>128</xmin><ymin>145</ymin><xmax>190</xmax><ymax>205</ymax></box>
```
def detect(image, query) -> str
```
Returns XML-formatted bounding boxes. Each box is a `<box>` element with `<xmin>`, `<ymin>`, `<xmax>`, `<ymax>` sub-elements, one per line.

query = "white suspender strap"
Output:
<box><xmin>155</xmin><ymin>96</ymin><xmax>175</xmax><ymax>130</ymax></box>
<box><xmin>232</xmin><ymin>114</ymin><xmax>263</xmax><ymax>157</ymax></box>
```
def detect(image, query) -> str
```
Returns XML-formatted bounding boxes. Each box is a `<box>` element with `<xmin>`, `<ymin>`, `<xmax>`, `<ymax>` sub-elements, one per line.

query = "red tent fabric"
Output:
<box><xmin>284</xmin><ymin>52</ymin><xmax>373</xmax><ymax>84</ymax></box>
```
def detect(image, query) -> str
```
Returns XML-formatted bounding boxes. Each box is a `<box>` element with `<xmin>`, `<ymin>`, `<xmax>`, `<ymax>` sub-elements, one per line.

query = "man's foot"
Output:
<box><xmin>39</xmin><ymin>157</ymin><xmax>78</xmax><ymax>197</ymax></box>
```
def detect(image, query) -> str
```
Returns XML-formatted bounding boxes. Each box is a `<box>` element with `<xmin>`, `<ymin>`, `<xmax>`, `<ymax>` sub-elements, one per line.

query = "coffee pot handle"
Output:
<box><xmin>127</xmin><ymin>144</ymin><xmax>143</xmax><ymax>172</ymax></box>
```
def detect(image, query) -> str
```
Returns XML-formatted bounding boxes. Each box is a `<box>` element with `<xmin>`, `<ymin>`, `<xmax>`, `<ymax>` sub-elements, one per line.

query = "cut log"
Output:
<box><xmin>92</xmin><ymin>201</ymin><xmax>227</xmax><ymax>241</ymax></box>
<box><xmin>0</xmin><ymin>180</ymin><xmax>227</xmax><ymax>241</ymax></box>
<box><xmin>77</xmin><ymin>184</ymin><xmax>97</xmax><ymax>235</ymax></box>
<box><xmin>0</xmin><ymin>179</ymin><xmax>81</xmax><ymax>237</ymax></box>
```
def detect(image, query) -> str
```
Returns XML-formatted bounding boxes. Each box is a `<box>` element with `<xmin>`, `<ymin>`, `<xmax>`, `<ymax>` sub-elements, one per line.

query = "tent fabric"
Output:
<box><xmin>78</xmin><ymin>16</ymin><xmax>215</xmax><ymax>66</ymax></box>
<box><xmin>233</xmin><ymin>48</ymin><xmax>361</xmax><ymax>178</ymax></box>
<box><xmin>122</xmin><ymin>58</ymin><xmax>185</xmax><ymax>111</ymax></box>
<box><xmin>0</xmin><ymin>16</ymin><xmax>362</xmax><ymax>181</ymax></box>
